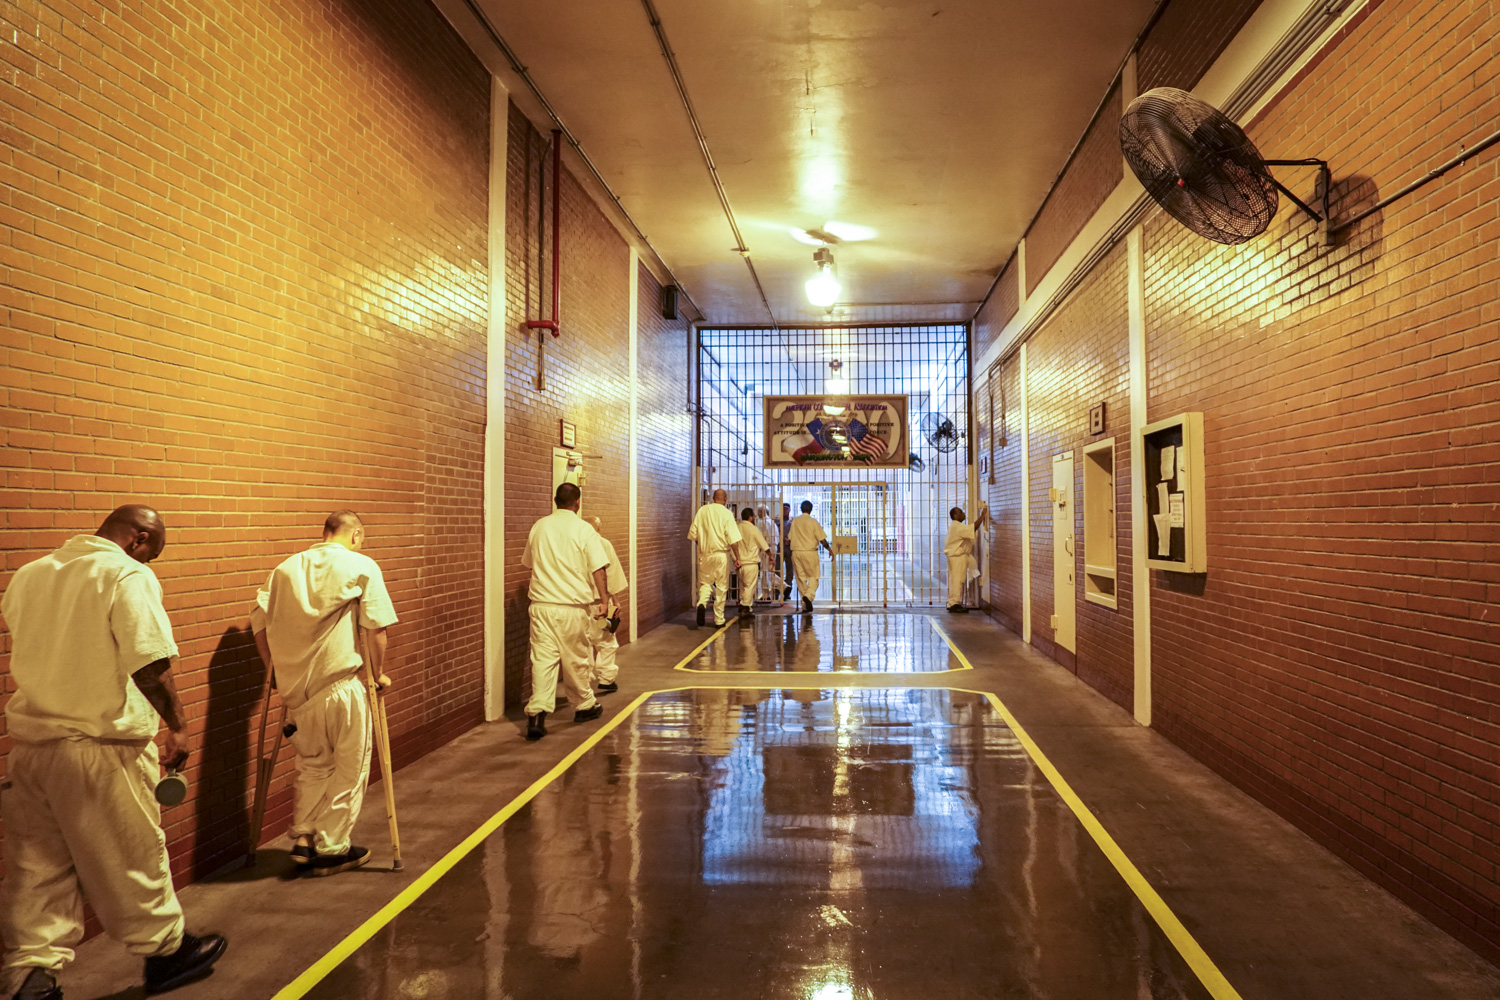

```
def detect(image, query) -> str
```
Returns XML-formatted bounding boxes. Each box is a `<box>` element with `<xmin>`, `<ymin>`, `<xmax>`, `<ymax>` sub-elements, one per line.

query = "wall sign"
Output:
<box><xmin>763</xmin><ymin>394</ymin><xmax>909</xmax><ymax>469</ymax></box>
<box><xmin>559</xmin><ymin>419</ymin><xmax>576</xmax><ymax>448</ymax></box>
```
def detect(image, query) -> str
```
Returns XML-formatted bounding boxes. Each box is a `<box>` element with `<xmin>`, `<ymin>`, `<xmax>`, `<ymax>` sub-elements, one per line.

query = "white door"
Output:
<box><xmin>1052</xmin><ymin>452</ymin><xmax>1076</xmax><ymax>653</ymax></box>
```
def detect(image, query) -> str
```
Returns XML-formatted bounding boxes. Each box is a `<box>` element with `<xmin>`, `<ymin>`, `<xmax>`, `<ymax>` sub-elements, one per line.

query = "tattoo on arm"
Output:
<box><xmin>131</xmin><ymin>657</ymin><xmax>186</xmax><ymax>732</ymax></box>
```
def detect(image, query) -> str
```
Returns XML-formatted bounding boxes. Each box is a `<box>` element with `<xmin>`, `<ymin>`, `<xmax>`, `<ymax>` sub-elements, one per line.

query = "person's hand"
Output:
<box><xmin>596</xmin><ymin>600</ymin><xmax>609</xmax><ymax>620</ymax></box>
<box><xmin>164</xmin><ymin>728</ymin><xmax>192</xmax><ymax>771</ymax></box>
<box><xmin>376</xmin><ymin>673</ymin><xmax>393</xmax><ymax>693</ymax></box>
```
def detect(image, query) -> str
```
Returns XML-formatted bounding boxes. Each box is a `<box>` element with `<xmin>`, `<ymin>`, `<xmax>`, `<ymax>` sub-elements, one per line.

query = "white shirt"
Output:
<box><xmin>944</xmin><ymin>521</ymin><xmax>977</xmax><ymax>557</ymax></box>
<box><xmin>250</xmin><ymin>542</ymin><xmax>398</xmax><ymax>710</ymax></box>
<box><xmin>1</xmin><ymin>535</ymin><xmax>177</xmax><ymax>742</ymax></box>
<box><xmin>595</xmin><ymin>536</ymin><xmax>628</xmax><ymax>598</ymax></box>
<box><xmin>523</xmin><ymin>509</ymin><xmax>609</xmax><ymax>606</ymax></box>
<box><xmin>687</xmin><ymin>502</ymin><xmax>739</xmax><ymax>556</ymax></box>
<box><xmin>736</xmin><ymin>521</ymin><xmax>770</xmax><ymax>566</ymax></box>
<box><xmin>787</xmin><ymin>514</ymin><xmax>827</xmax><ymax>552</ymax></box>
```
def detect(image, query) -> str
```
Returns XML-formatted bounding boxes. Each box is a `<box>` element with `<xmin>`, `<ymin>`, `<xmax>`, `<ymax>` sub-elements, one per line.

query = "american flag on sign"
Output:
<box><xmin>847</xmin><ymin>418</ymin><xmax>885</xmax><ymax>457</ymax></box>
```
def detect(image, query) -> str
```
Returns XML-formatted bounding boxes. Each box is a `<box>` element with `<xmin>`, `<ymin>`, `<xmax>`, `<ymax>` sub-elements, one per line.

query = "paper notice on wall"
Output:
<box><xmin>1156</xmin><ymin>482</ymin><xmax>1169</xmax><ymax>515</ymax></box>
<box><xmin>1153</xmin><ymin>513</ymin><xmax>1172</xmax><ymax>556</ymax></box>
<box><xmin>1169</xmin><ymin>492</ymin><xmax>1185</xmax><ymax>527</ymax></box>
<box><xmin>1160</xmin><ymin>445</ymin><xmax>1176</xmax><ymax>482</ymax></box>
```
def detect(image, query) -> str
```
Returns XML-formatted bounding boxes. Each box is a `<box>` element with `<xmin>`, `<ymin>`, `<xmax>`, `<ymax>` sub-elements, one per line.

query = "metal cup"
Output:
<box><xmin>154</xmin><ymin>769</ymin><xmax>188</xmax><ymax>807</ymax></box>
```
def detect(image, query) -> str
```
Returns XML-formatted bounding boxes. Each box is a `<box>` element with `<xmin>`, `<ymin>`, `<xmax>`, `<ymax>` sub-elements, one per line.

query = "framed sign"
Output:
<box><xmin>763</xmin><ymin>395</ymin><xmax>909</xmax><ymax>469</ymax></box>
<box><xmin>559</xmin><ymin>419</ymin><xmax>576</xmax><ymax>448</ymax></box>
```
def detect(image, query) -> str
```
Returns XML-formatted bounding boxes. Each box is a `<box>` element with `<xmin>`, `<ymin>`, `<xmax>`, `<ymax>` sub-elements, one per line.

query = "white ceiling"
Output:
<box><xmin>473</xmin><ymin>0</ymin><xmax>1158</xmax><ymax>326</ymax></box>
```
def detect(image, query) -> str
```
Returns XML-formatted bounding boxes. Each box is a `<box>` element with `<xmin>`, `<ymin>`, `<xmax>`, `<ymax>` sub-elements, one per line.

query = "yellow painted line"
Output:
<box><xmin>270</xmin><ymin>691</ymin><xmax>656</xmax><ymax>1000</ymax></box>
<box><xmin>669</xmin><ymin>621</ymin><xmax>733</xmax><ymax>670</ymax></box>
<box><xmin>955</xmin><ymin>685</ymin><xmax>1245</xmax><ymax>1000</ymax></box>
<box><xmin>926</xmin><ymin>617</ymin><xmax>975</xmax><ymax>671</ymax></box>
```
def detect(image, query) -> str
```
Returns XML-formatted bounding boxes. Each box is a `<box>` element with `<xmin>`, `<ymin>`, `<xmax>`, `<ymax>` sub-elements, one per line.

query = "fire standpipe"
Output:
<box><xmin>527</xmin><ymin>130</ymin><xmax>563</xmax><ymax>340</ymax></box>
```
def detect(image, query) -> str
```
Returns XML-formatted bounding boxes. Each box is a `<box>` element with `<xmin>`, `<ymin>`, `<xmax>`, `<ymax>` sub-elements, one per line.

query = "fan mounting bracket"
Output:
<box><xmin>1263</xmin><ymin>158</ymin><xmax>1331</xmax><ymax>225</ymax></box>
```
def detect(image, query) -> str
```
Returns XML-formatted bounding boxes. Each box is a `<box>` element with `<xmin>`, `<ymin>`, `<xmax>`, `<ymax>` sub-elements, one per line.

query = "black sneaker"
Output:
<box><xmin>596</xmin><ymin>681</ymin><xmax>619</xmax><ymax>694</ymax></box>
<box><xmin>947</xmin><ymin>604</ymin><xmax>969</xmax><ymax>614</ymax></box>
<box><xmin>290</xmin><ymin>840</ymin><xmax>315</xmax><ymax>866</ymax></box>
<box><xmin>526</xmin><ymin>711</ymin><xmax>547</xmax><ymax>740</ymax></box>
<box><xmin>143</xmin><ymin>932</ymin><xmax>228</xmax><ymax>994</ymax></box>
<box><xmin>802</xmin><ymin>596</ymin><xmax>813</xmax><ymax>613</ymax></box>
<box><xmin>308</xmin><ymin>845</ymin><xmax>371</xmax><ymax>878</ymax></box>
<box><xmin>11</xmin><ymin>968</ymin><xmax>61</xmax><ymax>1000</ymax></box>
<box><xmin>696</xmin><ymin>604</ymin><xmax>706</xmax><ymax>626</ymax></box>
<box><xmin>574</xmin><ymin>704</ymin><xmax>604</xmax><ymax>723</ymax></box>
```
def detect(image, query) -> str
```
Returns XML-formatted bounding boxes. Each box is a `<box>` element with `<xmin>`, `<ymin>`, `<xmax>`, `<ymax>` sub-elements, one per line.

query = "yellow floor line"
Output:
<box><xmin>669</xmin><ymin>621</ymin><xmax>732</xmax><ymax>670</ymax></box>
<box><xmin>926</xmin><ymin>617</ymin><xmax>975</xmax><ymax>671</ymax></box>
<box><xmin>954</xmin><ymin>684</ymin><xmax>1245</xmax><ymax>1000</ymax></box>
<box><xmin>678</xmin><ymin>614</ymin><xmax>970</xmax><ymax>674</ymax></box>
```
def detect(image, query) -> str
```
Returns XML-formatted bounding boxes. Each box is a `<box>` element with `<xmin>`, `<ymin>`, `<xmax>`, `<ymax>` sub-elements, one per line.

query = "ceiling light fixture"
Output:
<box><xmin>825</xmin><ymin>359</ymin><xmax>849</xmax><ymax>399</ymax></box>
<box><xmin>805</xmin><ymin>247</ymin><xmax>841</xmax><ymax>307</ymax></box>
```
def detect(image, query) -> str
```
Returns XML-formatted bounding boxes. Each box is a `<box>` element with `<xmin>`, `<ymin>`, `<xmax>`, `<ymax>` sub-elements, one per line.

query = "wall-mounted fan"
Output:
<box><xmin>921</xmin><ymin>412</ymin><xmax>960</xmax><ymax>454</ymax></box>
<box><xmin>1119</xmin><ymin>87</ymin><xmax>1329</xmax><ymax>245</ymax></box>
<box><xmin>908</xmin><ymin>452</ymin><xmax>926</xmax><ymax>473</ymax></box>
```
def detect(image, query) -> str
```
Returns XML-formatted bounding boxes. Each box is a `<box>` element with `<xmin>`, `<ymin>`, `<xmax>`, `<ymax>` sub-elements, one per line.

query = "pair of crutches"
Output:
<box><xmin>246</xmin><ymin>609</ymin><xmax>403</xmax><ymax>871</ymax></box>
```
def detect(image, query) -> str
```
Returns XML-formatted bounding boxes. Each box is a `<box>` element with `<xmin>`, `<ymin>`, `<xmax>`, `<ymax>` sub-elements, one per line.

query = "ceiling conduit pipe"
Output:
<box><xmin>526</xmin><ymin>131</ymin><xmax>564</xmax><ymax>338</ymax></box>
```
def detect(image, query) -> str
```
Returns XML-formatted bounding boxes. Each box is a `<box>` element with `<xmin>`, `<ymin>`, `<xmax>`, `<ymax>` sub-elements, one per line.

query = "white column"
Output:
<box><xmin>483</xmin><ymin>77</ymin><xmax>509</xmax><ymax>721</ymax></box>
<box><xmin>1019</xmin><ymin>341</ymin><xmax>1031</xmax><ymax>644</ymax></box>
<box><xmin>1128</xmin><ymin>226</ymin><xmax>1151</xmax><ymax>726</ymax></box>
<box><xmin>628</xmin><ymin>249</ymin><xmax>640</xmax><ymax>643</ymax></box>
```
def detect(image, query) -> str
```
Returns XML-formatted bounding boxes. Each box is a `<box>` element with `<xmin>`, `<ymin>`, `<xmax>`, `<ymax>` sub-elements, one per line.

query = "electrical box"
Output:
<box><xmin>1141</xmin><ymin>412</ymin><xmax>1206</xmax><ymax>573</ymax></box>
<box><xmin>832</xmin><ymin>535</ymin><xmax>858</xmax><ymax>555</ymax></box>
<box><xmin>1082</xmin><ymin>438</ymin><xmax>1117</xmax><ymax>608</ymax></box>
<box><xmin>552</xmin><ymin>448</ymin><xmax>584</xmax><ymax>500</ymax></box>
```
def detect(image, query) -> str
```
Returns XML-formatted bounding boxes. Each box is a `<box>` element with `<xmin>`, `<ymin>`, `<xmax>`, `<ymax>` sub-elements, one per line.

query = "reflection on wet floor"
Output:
<box><xmin>305</xmin><ymin>689</ymin><xmax>1212</xmax><ymax>1000</ymax></box>
<box><xmin>687</xmin><ymin>612</ymin><xmax>963</xmax><ymax>673</ymax></box>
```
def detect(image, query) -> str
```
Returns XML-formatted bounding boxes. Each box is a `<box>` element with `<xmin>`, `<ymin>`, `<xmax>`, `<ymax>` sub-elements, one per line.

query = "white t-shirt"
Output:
<box><xmin>736</xmin><ymin>521</ymin><xmax>771</xmax><ymax>566</ymax></box>
<box><xmin>687</xmin><ymin>502</ymin><xmax>739</xmax><ymax>556</ymax></box>
<box><xmin>787</xmin><ymin>514</ymin><xmax>827</xmax><ymax>552</ymax></box>
<box><xmin>944</xmin><ymin>521</ymin><xmax>977</xmax><ymax>557</ymax></box>
<box><xmin>595</xmin><ymin>536</ymin><xmax>628</xmax><ymax>598</ymax></box>
<box><xmin>1</xmin><ymin>535</ymin><xmax>178</xmax><ymax>742</ymax></box>
<box><xmin>250</xmin><ymin>542</ymin><xmax>398</xmax><ymax>710</ymax></box>
<box><xmin>524</xmin><ymin>509</ymin><xmax>609</xmax><ymax>606</ymax></box>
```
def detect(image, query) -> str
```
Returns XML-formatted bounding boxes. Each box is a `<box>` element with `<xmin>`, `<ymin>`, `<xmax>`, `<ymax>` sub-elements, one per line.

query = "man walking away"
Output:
<box><xmin>787</xmin><ymin>500</ymin><xmax>832</xmax><ymax>613</ymax></box>
<box><xmin>0</xmin><ymin>505</ymin><xmax>227</xmax><ymax>1000</ymax></box>
<box><xmin>522</xmin><ymin>484</ymin><xmax>610</xmax><ymax>740</ymax></box>
<box><xmin>251</xmin><ymin>510</ymin><xmax>398</xmax><ymax>876</ymax></box>
<box><xmin>735</xmin><ymin>508</ymin><xmax>771</xmax><ymax>618</ymax></box>
<box><xmin>585</xmin><ymin>516</ymin><xmax>628</xmax><ymax>694</ymax></box>
<box><xmin>687</xmin><ymin>489</ymin><xmax>739</xmax><ymax>626</ymax></box>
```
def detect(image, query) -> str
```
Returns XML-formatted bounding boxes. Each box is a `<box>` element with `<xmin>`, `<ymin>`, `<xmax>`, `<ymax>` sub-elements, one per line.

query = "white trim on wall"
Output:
<box><xmin>1127</xmin><ymin>227</ymin><xmax>1150</xmax><ymax>727</ymax></box>
<box><xmin>1019</xmin><ymin>342</ymin><xmax>1031</xmax><ymax>644</ymax></box>
<box><xmin>628</xmin><ymin>248</ymin><xmax>640</xmax><ymax>643</ymax></box>
<box><xmin>483</xmin><ymin>75</ymin><xmax>509</xmax><ymax>722</ymax></box>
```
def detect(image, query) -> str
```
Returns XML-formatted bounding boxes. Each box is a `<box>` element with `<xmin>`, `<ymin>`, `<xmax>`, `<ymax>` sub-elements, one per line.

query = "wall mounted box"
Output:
<box><xmin>1082</xmin><ymin>437</ymin><xmax>1117</xmax><ymax>608</ymax></box>
<box><xmin>1141</xmin><ymin>412</ymin><xmax>1206</xmax><ymax>573</ymax></box>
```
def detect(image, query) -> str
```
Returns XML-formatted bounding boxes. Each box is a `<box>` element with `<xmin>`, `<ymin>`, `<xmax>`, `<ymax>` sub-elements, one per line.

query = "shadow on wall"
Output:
<box><xmin>189</xmin><ymin>626</ymin><xmax>263</xmax><ymax>877</ymax></box>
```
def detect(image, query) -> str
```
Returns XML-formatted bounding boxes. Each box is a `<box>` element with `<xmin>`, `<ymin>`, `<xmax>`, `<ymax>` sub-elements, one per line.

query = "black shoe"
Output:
<box><xmin>947</xmin><ymin>604</ymin><xmax>969</xmax><ymax>613</ymax></box>
<box><xmin>526</xmin><ymin>712</ymin><xmax>547</xmax><ymax>740</ymax></box>
<box><xmin>290</xmin><ymin>841</ymin><xmax>315</xmax><ymax>866</ymax></box>
<box><xmin>802</xmin><ymin>596</ymin><xmax>813</xmax><ymax>613</ymax></box>
<box><xmin>596</xmin><ymin>681</ymin><xmax>619</xmax><ymax>694</ymax></box>
<box><xmin>143</xmin><ymin>932</ymin><xmax>228</xmax><ymax>995</ymax></box>
<box><xmin>11</xmin><ymin>968</ymin><xmax>61</xmax><ymax>1000</ymax></box>
<box><xmin>574</xmin><ymin>704</ymin><xmax>604</xmax><ymax>723</ymax></box>
<box><xmin>696</xmin><ymin>605</ymin><xmax>706</xmax><ymax>626</ymax></box>
<box><xmin>307</xmin><ymin>845</ymin><xmax>371</xmax><ymax>878</ymax></box>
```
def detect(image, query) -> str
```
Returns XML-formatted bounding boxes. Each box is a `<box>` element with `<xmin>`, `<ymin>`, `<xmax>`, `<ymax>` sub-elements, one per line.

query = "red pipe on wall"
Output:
<box><xmin>526</xmin><ymin>130</ymin><xmax>562</xmax><ymax>337</ymax></box>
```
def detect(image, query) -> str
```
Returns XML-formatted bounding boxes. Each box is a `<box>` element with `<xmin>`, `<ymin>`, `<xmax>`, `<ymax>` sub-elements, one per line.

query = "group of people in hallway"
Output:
<box><xmin>690</xmin><ymin>489</ymin><xmax>985</xmax><ymax>616</ymax></box>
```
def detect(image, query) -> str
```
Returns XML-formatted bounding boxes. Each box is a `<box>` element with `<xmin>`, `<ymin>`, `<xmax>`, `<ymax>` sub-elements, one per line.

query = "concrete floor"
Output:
<box><xmin>52</xmin><ymin>609</ymin><xmax>1500</xmax><ymax>999</ymax></box>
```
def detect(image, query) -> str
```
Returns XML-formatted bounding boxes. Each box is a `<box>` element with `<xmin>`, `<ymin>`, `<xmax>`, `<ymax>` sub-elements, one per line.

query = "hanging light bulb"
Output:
<box><xmin>825</xmin><ymin>359</ymin><xmax>848</xmax><ymax>396</ymax></box>
<box><xmin>805</xmin><ymin>246</ymin><xmax>841</xmax><ymax>307</ymax></box>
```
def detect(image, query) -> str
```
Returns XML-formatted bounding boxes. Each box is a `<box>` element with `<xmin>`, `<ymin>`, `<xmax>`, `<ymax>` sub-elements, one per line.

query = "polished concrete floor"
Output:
<box><xmin>51</xmin><ymin>610</ymin><xmax>1500</xmax><ymax>1000</ymax></box>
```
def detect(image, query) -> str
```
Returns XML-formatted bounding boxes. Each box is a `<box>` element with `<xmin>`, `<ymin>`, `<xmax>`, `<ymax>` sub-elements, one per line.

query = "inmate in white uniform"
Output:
<box><xmin>251</xmin><ymin>543</ymin><xmax>398</xmax><ymax>856</ymax></box>
<box><xmin>687</xmin><ymin>501</ymin><xmax>739</xmax><ymax>623</ymax></box>
<box><xmin>524</xmin><ymin>509</ymin><xmax>608</xmax><ymax>715</ymax></box>
<box><xmin>787</xmin><ymin>514</ymin><xmax>828</xmax><ymax>601</ymax></box>
<box><xmin>588</xmin><ymin>535</ymin><xmax>629</xmax><ymax>686</ymax></box>
<box><xmin>0</xmin><ymin>535</ymin><xmax>186</xmax><ymax>973</ymax></box>
<box><xmin>944</xmin><ymin>521</ymin><xmax>978</xmax><ymax>607</ymax></box>
<box><xmin>735</xmin><ymin>520</ymin><xmax>770</xmax><ymax>606</ymax></box>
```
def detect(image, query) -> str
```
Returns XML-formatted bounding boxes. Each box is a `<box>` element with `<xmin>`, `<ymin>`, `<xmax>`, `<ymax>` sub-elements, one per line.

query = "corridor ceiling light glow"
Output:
<box><xmin>825</xmin><ymin>358</ymin><xmax>848</xmax><ymax>401</ymax></box>
<box><xmin>821</xmin><ymin>220</ymin><xmax>876</xmax><ymax>241</ymax></box>
<box><xmin>805</xmin><ymin>247</ymin><xmax>841</xmax><ymax>307</ymax></box>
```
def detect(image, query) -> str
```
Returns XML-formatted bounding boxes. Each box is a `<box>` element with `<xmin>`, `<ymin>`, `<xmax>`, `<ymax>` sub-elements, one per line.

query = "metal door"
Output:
<box><xmin>1051</xmin><ymin>452</ymin><xmax>1077</xmax><ymax>652</ymax></box>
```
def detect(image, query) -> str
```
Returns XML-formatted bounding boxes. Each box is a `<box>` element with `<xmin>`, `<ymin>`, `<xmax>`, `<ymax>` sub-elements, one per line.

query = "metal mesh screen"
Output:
<box><xmin>697</xmin><ymin>325</ymin><xmax>970</xmax><ymax>607</ymax></box>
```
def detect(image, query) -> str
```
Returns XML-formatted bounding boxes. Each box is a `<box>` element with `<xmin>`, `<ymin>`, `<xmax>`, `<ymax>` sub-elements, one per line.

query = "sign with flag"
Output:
<box><xmin>763</xmin><ymin>395</ymin><xmax>909</xmax><ymax>469</ymax></box>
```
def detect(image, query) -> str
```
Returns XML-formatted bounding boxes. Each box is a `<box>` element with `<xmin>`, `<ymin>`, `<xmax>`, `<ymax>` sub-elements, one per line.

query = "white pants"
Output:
<box><xmin>528</xmin><ymin>603</ymin><xmax>598</xmax><ymax>715</ymax></box>
<box><xmin>0</xmin><ymin>738</ymin><xmax>185</xmax><ymax>973</ymax></box>
<box><xmin>791</xmin><ymin>550</ymin><xmax>820</xmax><ymax>601</ymax></box>
<box><xmin>589</xmin><ymin>618</ymin><xmax>619</xmax><ymax>685</ymax></box>
<box><xmin>947</xmin><ymin>555</ymin><xmax>967</xmax><ymax>606</ymax></box>
<box><xmin>288</xmin><ymin>675</ymin><xmax>371</xmax><ymax>856</ymax></box>
<box><xmin>737</xmin><ymin>562</ymin><xmax>759</xmax><ymax>607</ymax></box>
<box><xmin>696</xmin><ymin>552</ymin><xmax>729</xmax><ymax>621</ymax></box>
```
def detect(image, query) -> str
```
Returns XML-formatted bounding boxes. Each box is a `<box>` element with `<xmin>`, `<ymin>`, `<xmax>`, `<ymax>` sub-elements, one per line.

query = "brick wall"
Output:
<box><xmin>973</xmin><ymin>253</ymin><xmax>1020</xmax><ymax>360</ymax></box>
<box><xmin>0</xmin><ymin>0</ymin><xmax>490</xmax><ymax>878</ymax></box>
<box><xmin>976</xmin><ymin>0</ymin><xmax>1500</xmax><ymax>962</ymax></box>
<box><xmin>1136</xmin><ymin>0</ymin><xmax>1264</xmax><ymax>93</ymax></box>
<box><xmin>982</xmin><ymin>359</ymin><xmax>1024</xmax><ymax>634</ymax></box>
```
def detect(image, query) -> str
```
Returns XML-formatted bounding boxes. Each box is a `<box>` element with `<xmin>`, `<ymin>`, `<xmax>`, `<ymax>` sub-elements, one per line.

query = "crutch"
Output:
<box><xmin>247</xmin><ymin>661</ymin><xmax>289</xmax><ymax>865</ymax></box>
<box><xmin>357</xmin><ymin>617</ymin><xmax>403</xmax><ymax>872</ymax></box>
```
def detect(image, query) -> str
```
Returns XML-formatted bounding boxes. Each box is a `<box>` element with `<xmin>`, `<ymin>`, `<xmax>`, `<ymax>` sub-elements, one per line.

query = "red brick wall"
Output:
<box><xmin>1023</xmin><ymin>244</ymin><xmax>1134</xmax><ymax>707</ymax></box>
<box><xmin>982</xmin><ymin>359</ymin><xmax>1024</xmax><ymax>634</ymax></box>
<box><xmin>973</xmin><ymin>253</ymin><xmax>1020</xmax><ymax>359</ymax></box>
<box><xmin>633</xmin><ymin>264</ymin><xmax>695</xmax><ymax>633</ymax></box>
<box><xmin>1136</xmin><ymin>0</ymin><xmax>1265</xmax><ymax>93</ymax></box>
<box><xmin>0</xmin><ymin>0</ymin><xmax>490</xmax><ymax>878</ymax></box>
<box><xmin>1024</xmin><ymin>86</ymin><xmax>1124</xmax><ymax>297</ymax></box>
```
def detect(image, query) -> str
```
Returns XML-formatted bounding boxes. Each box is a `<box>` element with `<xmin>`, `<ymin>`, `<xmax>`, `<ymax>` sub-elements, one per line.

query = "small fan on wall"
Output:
<box><xmin>1119</xmin><ymin>87</ymin><xmax>1330</xmax><ymax>245</ymax></box>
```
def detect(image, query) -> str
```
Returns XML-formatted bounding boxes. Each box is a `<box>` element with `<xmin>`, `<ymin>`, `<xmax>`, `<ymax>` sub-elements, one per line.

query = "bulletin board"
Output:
<box><xmin>1141</xmin><ymin>412</ymin><xmax>1206</xmax><ymax>573</ymax></box>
